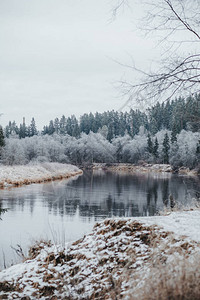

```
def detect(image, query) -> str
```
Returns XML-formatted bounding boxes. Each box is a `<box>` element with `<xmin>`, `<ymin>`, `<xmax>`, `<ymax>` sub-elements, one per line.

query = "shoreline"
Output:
<box><xmin>0</xmin><ymin>163</ymin><xmax>83</xmax><ymax>189</ymax></box>
<box><xmin>91</xmin><ymin>163</ymin><xmax>199</xmax><ymax>176</ymax></box>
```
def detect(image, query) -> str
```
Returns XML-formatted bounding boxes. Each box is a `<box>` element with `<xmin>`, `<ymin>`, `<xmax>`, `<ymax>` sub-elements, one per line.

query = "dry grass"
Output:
<box><xmin>1</xmin><ymin>218</ymin><xmax>200</xmax><ymax>299</ymax></box>
<box><xmin>28</xmin><ymin>240</ymin><xmax>52</xmax><ymax>260</ymax></box>
<box><xmin>128</xmin><ymin>253</ymin><xmax>200</xmax><ymax>300</ymax></box>
<box><xmin>106</xmin><ymin>221</ymin><xmax>200</xmax><ymax>300</ymax></box>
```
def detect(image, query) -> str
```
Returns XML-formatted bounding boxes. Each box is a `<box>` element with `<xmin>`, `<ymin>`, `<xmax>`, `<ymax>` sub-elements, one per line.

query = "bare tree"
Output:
<box><xmin>113</xmin><ymin>0</ymin><xmax>200</xmax><ymax>104</ymax></box>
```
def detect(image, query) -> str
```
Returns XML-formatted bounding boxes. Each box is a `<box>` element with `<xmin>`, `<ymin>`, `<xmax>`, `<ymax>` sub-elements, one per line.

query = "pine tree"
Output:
<box><xmin>153</xmin><ymin>137</ymin><xmax>159</xmax><ymax>160</ymax></box>
<box><xmin>0</xmin><ymin>126</ymin><xmax>5</xmax><ymax>147</ymax></box>
<box><xmin>162</xmin><ymin>133</ymin><xmax>170</xmax><ymax>164</ymax></box>
<box><xmin>29</xmin><ymin>118</ymin><xmax>38</xmax><ymax>137</ymax></box>
<box><xmin>71</xmin><ymin>115</ymin><xmax>80</xmax><ymax>137</ymax></box>
<box><xmin>147</xmin><ymin>133</ymin><xmax>153</xmax><ymax>154</ymax></box>
<box><xmin>19</xmin><ymin>123</ymin><xmax>28</xmax><ymax>138</ymax></box>
<box><xmin>171</xmin><ymin>124</ymin><xmax>177</xmax><ymax>144</ymax></box>
<box><xmin>42</xmin><ymin>126</ymin><xmax>49</xmax><ymax>135</ymax></box>
<box><xmin>54</xmin><ymin>118</ymin><xmax>60</xmax><ymax>134</ymax></box>
<box><xmin>196</xmin><ymin>140</ymin><xmax>200</xmax><ymax>163</ymax></box>
<box><xmin>48</xmin><ymin>120</ymin><xmax>55</xmax><ymax>135</ymax></box>
<box><xmin>59</xmin><ymin>115</ymin><xmax>66</xmax><ymax>135</ymax></box>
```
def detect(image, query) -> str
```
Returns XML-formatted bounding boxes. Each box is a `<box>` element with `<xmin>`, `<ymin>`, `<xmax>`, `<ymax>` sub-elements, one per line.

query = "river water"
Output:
<box><xmin>0</xmin><ymin>170</ymin><xmax>199</xmax><ymax>269</ymax></box>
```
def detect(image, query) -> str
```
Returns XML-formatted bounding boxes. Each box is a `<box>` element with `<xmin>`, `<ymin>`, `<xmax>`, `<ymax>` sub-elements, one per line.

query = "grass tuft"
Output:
<box><xmin>129</xmin><ymin>253</ymin><xmax>200</xmax><ymax>300</ymax></box>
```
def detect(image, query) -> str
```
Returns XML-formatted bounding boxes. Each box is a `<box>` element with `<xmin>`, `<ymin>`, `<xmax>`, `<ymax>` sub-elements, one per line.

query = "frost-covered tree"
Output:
<box><xmin>112</xmin><ymin>134</ymin><xmax>131</xmax><ymax>162</ymax></box>
<box><xmin>98</xmin><ymin>125</ymin><xmax>108</xmax><ymax>139</ymax></box>
<box><xmin>123</xmin><ymin>132</ymin><xmax>148</xmax><ymax>163</ymax></box>
<box><xmin>170</xmin><ymin>130</ymin><xmax>200</xmax><ymax>168</ymax></box>
<box><xmin>2</xmin><ymin>138</ymin><xmax>27</xmax><ymax>165</ymax></box>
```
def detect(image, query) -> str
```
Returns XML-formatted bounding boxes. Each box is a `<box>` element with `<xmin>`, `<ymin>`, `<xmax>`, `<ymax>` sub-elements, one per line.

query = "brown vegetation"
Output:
<box><xmin>127</xmin><ymin>254</ymin><xmax>200</xmax><ymax>300</ymax></box>
<box><xmin>0</xmin><ymin>218</ymin><xmax>199</xmax><ymax>299</ymax></box>
<box><xmin>0</xmin><ymin>170</ymin><xmax>82</xmax><ymax>189</ymax></box>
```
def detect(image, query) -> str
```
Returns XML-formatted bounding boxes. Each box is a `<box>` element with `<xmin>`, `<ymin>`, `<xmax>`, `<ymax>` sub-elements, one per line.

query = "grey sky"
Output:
<box><xmin>0</xmin><ymin>0</ymin><xmax>159</xmax><ymax>129</ymax></box>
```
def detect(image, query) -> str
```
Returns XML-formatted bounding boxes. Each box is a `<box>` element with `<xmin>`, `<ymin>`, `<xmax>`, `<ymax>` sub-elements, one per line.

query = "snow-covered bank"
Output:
<box><xmin>0</xmin><ymin>210</ymin><xmax>199</xmax><ymax>299</ymax></box>
<box><xmin>0</xmin><ymin>163</ymin><xmax>82</xmax><ymax>188</ymax></box>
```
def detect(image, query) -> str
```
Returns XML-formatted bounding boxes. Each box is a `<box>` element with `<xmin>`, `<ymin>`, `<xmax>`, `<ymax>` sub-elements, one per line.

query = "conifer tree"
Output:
<box><xmin>59</xmin><ymin>115</ymin><xmax>67</xmax><ymax>135</ymax></box>
<box><xmin>162</xmin><ymin>133</ymin><xmax>170</xmax><ymax>164</ymax></box>
<box><xmin>54</xmin><ymin>118</ymin><xmax>60</xmax><ymax>134</ymax></box>
<box><xmin>171</xmin><ymin>124</ymin><xmax>177</xmax><ymax>144</ymax></box>
<box><xmin>42</xmin><ymin>126</ymin><xmax>49</xmax><ymax>135</ymax></box>
<box><xmin>19</xmin><ymin>123</ymin><xmax>28</xmax><ymax>138</ymax></box>
<box><xmin>71</xmin><ymin>115</ymin><xmax>80</xmax><ymax>137</ymax></box>
<box><xmin>153</xmin><ymin>137</ymin><xmax>159</xmax><ymax>160</ymax></box>
<box><xmin>29</xmin><ymin>117</ymin><xmax>38</xmax><ymax>137</ymax></box>
<box><xmin>0</xmin><ymin>126</ymin><xmax>5</xmax><ymax>147</ymax></box>
<box><xmin>48</xmin><ymin>120</ymin><xmax>55</xmax><ymax>135</ymax></box>
<box><xmin>147</xmin><ymin>133</ymin><xmax>153</xmax><ymax>154</ymax></box>
<box><xmin>196</xmin><ymin>140</ymin><xmax>200</xmax><ymax>163</ymax></box>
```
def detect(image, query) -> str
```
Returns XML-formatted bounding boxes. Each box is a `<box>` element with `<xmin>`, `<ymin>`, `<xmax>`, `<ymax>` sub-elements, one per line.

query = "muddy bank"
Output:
<box><xmin>0</xmin><ymin>163</ymin><xmax>82</xmax><ymax>188</ymax></box>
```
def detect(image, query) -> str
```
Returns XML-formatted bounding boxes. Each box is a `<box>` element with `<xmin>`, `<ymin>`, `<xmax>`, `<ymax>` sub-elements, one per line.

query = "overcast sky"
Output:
<box><xmin>0</xmin><ymin>0</ymin><xmax>160</xmax><ymax>129</ymax></box>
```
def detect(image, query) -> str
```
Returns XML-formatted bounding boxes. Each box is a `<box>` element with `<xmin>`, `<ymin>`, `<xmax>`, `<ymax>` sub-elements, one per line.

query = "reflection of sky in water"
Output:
<box><xmin>0</xmin><ymin>170</ymin><xmax>199</xmax><ymax>269</ymax></box>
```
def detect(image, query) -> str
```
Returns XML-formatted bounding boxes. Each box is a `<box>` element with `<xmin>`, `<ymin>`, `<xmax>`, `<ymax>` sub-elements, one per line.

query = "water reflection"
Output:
<box><xmin>0</xmin><ymin>170</ymin><xmax>199</xmax><ymax>268</ymax></box>
<box><xmin>42</xmin><ymin>170</ymin><xmax>199</xmax><ymax>218</ymax></box>
<box><xmin>1</xmin><ymin>171</ymin><xmax>200</xmax><ymax>219</ymax></box>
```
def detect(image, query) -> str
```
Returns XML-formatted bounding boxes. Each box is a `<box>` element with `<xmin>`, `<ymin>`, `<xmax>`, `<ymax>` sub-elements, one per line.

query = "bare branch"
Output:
<box><xmin>163</xmin><ymin>0</ymin><xmax>200</xmax><ymax>40</ymax></box>
<box><xmin>112</xmin><ymin>0</ymin><xmax>200</xmax><ymax>104</ymax></box>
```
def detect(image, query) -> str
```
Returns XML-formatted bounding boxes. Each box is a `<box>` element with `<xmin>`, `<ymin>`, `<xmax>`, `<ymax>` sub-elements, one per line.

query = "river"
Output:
<box><xmin>0</xmin><ymin>170</ymin><xmax>199</xmax><ymax>269</ymax></box>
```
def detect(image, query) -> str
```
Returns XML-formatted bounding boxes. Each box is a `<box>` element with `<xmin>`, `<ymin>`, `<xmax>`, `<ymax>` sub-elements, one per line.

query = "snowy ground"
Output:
<box><xmin>0</xmin><ymin>163</ymin><xmax>82</xmax><ymax>188</ymax></box>
<box><xmin>0</xmin><ymin>209</ymin><xmax>199</xmax><ymax>299</ymax></box>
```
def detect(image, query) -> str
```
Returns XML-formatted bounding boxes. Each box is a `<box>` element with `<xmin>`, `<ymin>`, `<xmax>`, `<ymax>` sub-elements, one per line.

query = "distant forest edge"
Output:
<box><xmin>0</xmin><ymin>94</ymin><xmax>200</xmax><ymax>169</ymax></box>
<box><xmin>4</xmin><ymin>95</ymin><xmax>200</xmax><ymax>139</ymax></box>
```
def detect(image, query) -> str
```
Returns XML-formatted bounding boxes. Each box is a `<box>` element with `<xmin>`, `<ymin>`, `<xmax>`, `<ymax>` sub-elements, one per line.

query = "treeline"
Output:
<box><xmin>1</xmin><ymin>130</ymin><xmax>200</xmax><ymax>169</ymax></box>
<box><xmin>1</xmin><ymin>94</ymin><xmax>200</xmax><ymax>169</ymax></box>
<box><xmin>4</xmin><ymin>94</ymin><xmax>200</xmax><ymax>140</ymax></box>
<box><xmin>4</xmin><ymin>118</ymin><xmax>38</xmax><ymax>139</ymax></box>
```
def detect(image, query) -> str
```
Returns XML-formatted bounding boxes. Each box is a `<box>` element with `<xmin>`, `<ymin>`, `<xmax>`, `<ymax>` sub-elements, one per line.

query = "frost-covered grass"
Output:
<box><xmin>0</xmin><ymin>162</ymin><xmax>82</xmax><ymax>188</ymax></box>
<box><xmin>0</xmin><ymin>210</ymin><xmax>200</xmax><ymax>299</ymax></box>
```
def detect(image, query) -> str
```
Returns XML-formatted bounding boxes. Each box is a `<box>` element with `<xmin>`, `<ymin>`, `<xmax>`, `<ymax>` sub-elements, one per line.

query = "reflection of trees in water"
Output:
<box><xmin>38</xmin><ymin>172</ymin><xmax>200</xmax><ymax>218</ymax></box>
<box><xmin>146</xmin><ymin>182</ymin><xmax>158</xmax><ymax>215</ymax></box>
<box><xmin>162</xmin><ymin>180</ymin><xmax>169</xmax><ymax>206</ymax></box>
<box><xmin>42</xmin><ymin>172</ymin><xmax>165</xmax><ymax>218</ymax></box>
<box><xmin>0</xmin><ymin>200</ymin><xmax>7</xmax><ymax>219</ymax></box>
<box><xmin>0</xmin><ymin>172</ymin><xmax>199</xmax><ymax>219</ymax></box>
<box><xmin>0</xmin><ymin>188</ymin><xmax>38</xmax><ymax>215</ymax></box>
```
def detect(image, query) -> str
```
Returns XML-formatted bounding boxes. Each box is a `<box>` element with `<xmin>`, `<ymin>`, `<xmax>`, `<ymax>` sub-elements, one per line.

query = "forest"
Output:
<box><xmin>1</xmin><ymin>94</ymin><xmax>200</xmax><ymax>169</ymax></box>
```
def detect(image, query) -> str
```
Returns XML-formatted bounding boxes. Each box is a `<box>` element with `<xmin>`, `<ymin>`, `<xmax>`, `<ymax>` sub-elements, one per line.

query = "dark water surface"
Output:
<box><xmin>0</xmin><ymin>170</ymin><xmax>199</xmax><ymax>268</ymax></box>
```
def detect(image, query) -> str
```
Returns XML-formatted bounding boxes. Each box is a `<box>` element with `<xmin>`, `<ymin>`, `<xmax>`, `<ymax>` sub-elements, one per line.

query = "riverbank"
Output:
<box><xmin>0</xmin><ymin>209</ymin><xmax>200</xmax><ymax>299</ymax></box>
<box><xmin>92</xmin><ymin>163</ymin><xmax>199</xmax><ymax>176</ymax></box>
<box><xmin>0</xmin><ymin>163</ymin><xmax>82</xmax><ymax>188</ymax></box>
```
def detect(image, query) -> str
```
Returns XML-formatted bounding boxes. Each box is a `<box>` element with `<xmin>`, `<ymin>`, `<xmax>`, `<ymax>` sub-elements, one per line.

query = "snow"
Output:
<box><xmin>136</xmin><ymin>210</ymin><xmax>200</xmax><ymax>243</ymax></box>
<box><xmin>0</xmin><ymin>209</ymin><xmax>200</xmax><ymax>299</ymax></box>
<box><xmin>0</xmin><ymin>162</ymin><xmax>82</xmax><ymax>187</ymax></box>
